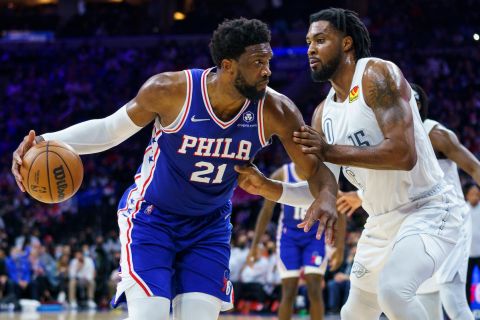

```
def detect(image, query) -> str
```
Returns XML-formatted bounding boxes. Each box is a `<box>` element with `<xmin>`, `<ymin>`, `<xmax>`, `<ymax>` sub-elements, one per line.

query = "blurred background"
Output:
<box><xmin>0</xmin><ymin>0</ymin><xmax>479</xmax><ymax>317</ymax></box>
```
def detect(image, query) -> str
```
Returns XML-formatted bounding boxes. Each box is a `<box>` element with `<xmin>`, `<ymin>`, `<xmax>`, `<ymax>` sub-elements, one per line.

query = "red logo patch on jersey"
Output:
<box><xmin>349</xmin><ymin>85</ymin><xmax>359</xmax><ymax>103</ymax></box>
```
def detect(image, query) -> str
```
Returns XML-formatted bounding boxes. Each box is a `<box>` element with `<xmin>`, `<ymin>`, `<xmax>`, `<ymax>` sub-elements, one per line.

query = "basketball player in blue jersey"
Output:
<box><xmin>337</xmin><ymin>83</ymin><xmax>480</xmax><ymax>320</ymax></box>
<box><xmin>235</xmin><ymin>8</ymin><xmax>465</xmax><ymax>320</ymax></box>
<box><xmin>247</xmin><ymin>162</ymin><xmax>345</xmax><ymax>320</ymax></box>
<box><xmin>11</xmin><ymin>18</ymin><xmax>338</xmax><ymax>320</ymax></box>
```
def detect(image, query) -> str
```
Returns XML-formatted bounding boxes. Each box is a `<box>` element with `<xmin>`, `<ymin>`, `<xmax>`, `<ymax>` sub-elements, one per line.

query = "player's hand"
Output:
<box><xmin>293</xmin><ymin>125</ymin><xmax>329</xmax><ymax>161</ymax></box>
<box><xmin>11</xmin><ymin>130</ymin><xmax>37</xmax><ymax>192</ymax></box>
<box><xmin>298</xmin><ymin>190</ymin><xmax>337</xmax><ymax>245</ymax></box>
<box><xmin>246</xmin><ymin>247</ymin><xmax>258</xmax><ymax>267</ymax></box>
<box><xmin>329</xmin><ymin>246</ymin><xmax>344</xmax><ymax>271</ymax></box>
<box><xmin>337</xmin><ymin>191</ymin><xmax>362</xmax><ymax>217</ymax></box>
<box><xmin>234</xmin><ymin>164</ymin><xmax>267</xmax><ymax>196</ymax></box>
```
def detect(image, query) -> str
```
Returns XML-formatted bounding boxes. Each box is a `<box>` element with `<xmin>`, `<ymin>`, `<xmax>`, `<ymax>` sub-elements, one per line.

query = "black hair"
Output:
<box><xmin>310</xmin><ymin>8</ymin><xmax>371</xmax><ymax>61</ymax></box>
<box><xmin>410</xmin><ymin>83</ymin><xmax>429</xmax><ymax>121</ymax></box>
<box><xmin>209</xmin><ymin>18</ymin><xmax>271</xmax><ymax>67</ymax></box>
<box><xmin>463</xmin><ymin>181</ymin><xmax>478</xmax><ymax>197</ymax></box>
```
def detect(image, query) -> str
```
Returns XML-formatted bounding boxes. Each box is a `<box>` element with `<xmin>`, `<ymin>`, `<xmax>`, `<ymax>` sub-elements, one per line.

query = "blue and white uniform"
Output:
<box><xmin>277</xmin><ymin>163</ymin><xmax>327</xmax><ymax>279</ymax></box>
<box><xmin>113</xmin><ymin>68</ymin><xmax>269</xmax><ymax>310</ymax></box>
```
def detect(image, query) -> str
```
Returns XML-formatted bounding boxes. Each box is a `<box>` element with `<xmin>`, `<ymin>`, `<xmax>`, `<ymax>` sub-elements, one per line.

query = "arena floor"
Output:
<box><xmin>0</xmin><ymin>311</ymin><xmax>343</xmax><ymax>319</ymax></box>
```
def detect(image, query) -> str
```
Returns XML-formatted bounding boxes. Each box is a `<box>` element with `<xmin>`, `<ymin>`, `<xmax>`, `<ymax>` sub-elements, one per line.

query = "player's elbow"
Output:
<box><xmin>399</xmin><ymin>150</ymin><xmax>417</xmax><ymax>171</ymax></box>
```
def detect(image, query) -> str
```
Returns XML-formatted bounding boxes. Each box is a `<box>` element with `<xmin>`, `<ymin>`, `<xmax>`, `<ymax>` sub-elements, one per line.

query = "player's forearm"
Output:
<box><xmin>251</xmin><ymin>203</ymin><xmax>275</xmax><ymax>247</ymax></box>
<box><xmin>334</xmin><ymin>213</ymin><xmax>346</xmax><ymax>250</ymax></box>
<box><xmin>40</xmin><ymin>106</ymin><xmax>143</xmax><ymax>155</ymax></box>
<box><xmin>325</xmin><ymin>142</ymin><xmax>416</xmax><ymax>170</ymax></box>
<box><xmin>307</xmin><ymin>162</ymin><xmax>338</xmax><ymax>202</ymax></box>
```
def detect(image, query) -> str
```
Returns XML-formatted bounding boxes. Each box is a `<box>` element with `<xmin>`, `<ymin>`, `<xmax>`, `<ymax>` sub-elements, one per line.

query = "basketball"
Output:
<box><xmin>19</xmin><ymin>140</ymin><xmax>83</xmax><ymax>204</ymax></box>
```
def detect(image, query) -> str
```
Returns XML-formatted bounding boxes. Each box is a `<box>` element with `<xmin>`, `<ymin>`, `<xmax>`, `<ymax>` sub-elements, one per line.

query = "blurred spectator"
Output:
<box><xmin>68</xmin><ymin>248</ymin><xmax>96</xmax><ymax>309</ymax></box>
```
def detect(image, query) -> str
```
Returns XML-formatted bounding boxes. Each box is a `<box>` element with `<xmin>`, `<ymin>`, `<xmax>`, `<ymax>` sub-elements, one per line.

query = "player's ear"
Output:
<box><xmin>343</xmin><ymin>36</ymin><xmax>353</xmax><ymax>52</ymax></box>
<box><xmin>221</xmin><ymin>59</ymin><xmax>235</xmax><ymax>75</ymax></box>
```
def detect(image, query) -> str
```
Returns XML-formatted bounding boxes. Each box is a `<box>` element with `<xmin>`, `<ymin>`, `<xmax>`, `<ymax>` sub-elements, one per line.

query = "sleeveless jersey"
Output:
<box><xmin>423</xmin><ymin>119</ymin><xmax>466</xmax><ymax>207</ymax></box>
<box><xmin>322</xmin><ymin>58</ymin><xmax>445</xmax><ymax>216</ymax></box>
<box><xmin>279</xmin><ymin>163</ymin><xmax>309</xmax><ymax>229</ymax></box>
<box><xmin>120</xmin><ymin>68</ymin><xmax>268</xmax><ymax>217</ymax></box>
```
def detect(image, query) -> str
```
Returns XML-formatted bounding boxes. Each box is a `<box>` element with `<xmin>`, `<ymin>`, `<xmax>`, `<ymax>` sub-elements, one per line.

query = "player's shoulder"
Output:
<box><xmin>137</xmin><ymin>71</ymin><xmax>187</xmax><ymax>107</ymax></box>
<box><xmin>363</xmin><ymin>57</ymin><xmax>403</xmax><ymax>81</ymax></box>
<box><xmin>263</xmin><ymin>87</ymin><xmax>299</xmax><ymax>116</ymax></box>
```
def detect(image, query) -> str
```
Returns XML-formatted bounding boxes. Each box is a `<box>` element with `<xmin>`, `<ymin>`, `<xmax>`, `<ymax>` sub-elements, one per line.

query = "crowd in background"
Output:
<box><xmin>1</xmin><ymin>0</ymin><xmax>479</xmax><ymax>314</ymax></box>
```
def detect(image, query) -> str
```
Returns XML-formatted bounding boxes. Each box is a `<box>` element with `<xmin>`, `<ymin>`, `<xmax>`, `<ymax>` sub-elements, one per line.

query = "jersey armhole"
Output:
<box><xmin>161</xmin><ymin>70</ymin><xmax>193</xmax><ymax>134</ymax></box>
<box><xmin>257</xmin><ymin>95</ymin><xmax>270</xmax><ymax>146</ymax></box>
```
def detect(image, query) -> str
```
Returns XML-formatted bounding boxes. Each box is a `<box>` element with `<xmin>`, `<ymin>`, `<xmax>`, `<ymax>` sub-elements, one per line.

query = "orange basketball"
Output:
<box><xmin>19</xmin><ymin>140</ymin><xmax>84</xmax><ymax>204</ymax></box>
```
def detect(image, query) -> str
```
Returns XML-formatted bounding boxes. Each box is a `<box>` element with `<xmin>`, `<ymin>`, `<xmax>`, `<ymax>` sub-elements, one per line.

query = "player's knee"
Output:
<box><xmin>281</xmin><ymin>282</ymin><xmax>297</xmax><ymax>302</ymax></box>
<box><xmin>340</xmin><ymin>300</ymin><xmax>357</xmax><ymax>320</ymax></box>
<box><xmin>128</xmin><ymin>296</ymin><xmax>170</xmax><ymax>320</ymax></box>
<box><xmin>305</xmin><ymin>279</ymin><xmax>322</xmax><ymax>300</ymax></box>
<box><xmin>378</xmin><ymin>278</ymin><xmax>408</xmax><ymax>310</ymax></box>
<box><xmin>173</xmin><ymin>292</ymin><xmax>221</xmax><ymax>320</ymax></box>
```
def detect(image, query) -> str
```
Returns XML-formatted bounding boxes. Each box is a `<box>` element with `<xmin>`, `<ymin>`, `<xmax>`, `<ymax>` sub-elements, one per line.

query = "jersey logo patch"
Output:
<box><xmin>191</xmin><ymin>115</ymin><xmax>210</xmax><ymax>122</ymax></box>
<box><xmin>242</xmin><ymin>111</ymin><xmax>254</xmax><ymax>123</ymax></box>
<box><xmin>349</xmin><ymin>85</ymin><xmax>359</xmax><ymax>103</ymax></box>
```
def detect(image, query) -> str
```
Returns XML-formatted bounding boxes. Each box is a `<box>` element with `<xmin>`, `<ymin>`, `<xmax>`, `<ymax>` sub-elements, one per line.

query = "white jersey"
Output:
<box><xmin>423</xmin><ymin>119</ymin><xmax>468</xmax><ymax>208</ymax></box>
<box><xmin>322</xmin><ymin>57</ymin><xmax>445</xmax><ymax>216</ymax></box>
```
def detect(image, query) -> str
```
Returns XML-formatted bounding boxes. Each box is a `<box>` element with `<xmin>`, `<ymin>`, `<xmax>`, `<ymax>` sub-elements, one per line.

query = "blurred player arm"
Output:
<box><xmin>294</xmin><ymin>61</ymin><xmax>416</xmax><ymax>170</ymax></box>
<box><xmin>246</xmin><ymin>168</ymin><xmax>283</xmax><ymax>266</ymax></box>
<box><xmin>36</xmin><ymin>72</ymin><xmax>187</xmax><ymax>154</ymax></box>
<box><xmin>429</xmin><ymin>125</ymin><xmax>480</xmax><ymax>184</ymax></box>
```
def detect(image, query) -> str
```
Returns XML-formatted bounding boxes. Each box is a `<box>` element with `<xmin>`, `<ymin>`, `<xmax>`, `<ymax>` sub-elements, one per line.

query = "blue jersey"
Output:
<box><xmin>119</xmin><ymin>68</ymin><xmax>268</xmax><ymax>217</ymax></box>
<box><xmin>279</xmin><ymin>163</ymin><xmax>311</xmax><ymax>230</ymax></box>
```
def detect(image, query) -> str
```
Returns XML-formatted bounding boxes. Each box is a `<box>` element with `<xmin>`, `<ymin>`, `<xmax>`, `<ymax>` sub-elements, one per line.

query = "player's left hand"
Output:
<box><xmin>298</xmin><ymin>190</ymin><xmax>337</xmax><ymax>245</ymax></box>
<box><xmin>329</xmin><ymin>246</ymin><xmax>344</xmax><ymax>271</ymax></box>
<box><xmin>293</xmin><ymin>125</ymin><xmax>329</xmax><ymax>161</ymax></box>
<box><xmin>234</xmin><ymin>164</ymin><xmax>267</xmax><ymax>196</ymax></box>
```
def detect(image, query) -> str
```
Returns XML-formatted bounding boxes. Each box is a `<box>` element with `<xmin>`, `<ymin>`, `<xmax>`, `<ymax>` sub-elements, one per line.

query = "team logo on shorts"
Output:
<box><xmin>311</xmin><ymin>251</ymin><xmax>323</xmax><ymax>266</ymax></box>
<box><xmin>243</xmin><ymin>111</ymin><xmax>254</xmax><ymax>123</ymax></box>
<box><xmin>144</xmin><ymin>204</ymin><xmax>154</xmax><ymax>215</ymax></box>
<box><xmin>351</xmin><ymin>262</ymin><xmax>369</xmax><ymax>278</ymax></box>
<box><xmin>222</xmin><ymin>270</ymin><xmax>232</xmax><ymax>295</ymax></box>
<box><xmin>349</xmin><ymin>85</ymin><xmax>359</xmax><ymax>103</ymax></box>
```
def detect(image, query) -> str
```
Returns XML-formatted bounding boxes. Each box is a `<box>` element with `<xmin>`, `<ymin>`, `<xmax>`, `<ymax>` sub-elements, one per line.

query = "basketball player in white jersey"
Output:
<box><xmin>235</xmin><ymin>8</ymin><xmax>464</xmax><ymax>319</ymax></box>
<box><xmin>337</xmin><ymin>84</ymin><xmax>480</xmax><ymax>320</ymax></box>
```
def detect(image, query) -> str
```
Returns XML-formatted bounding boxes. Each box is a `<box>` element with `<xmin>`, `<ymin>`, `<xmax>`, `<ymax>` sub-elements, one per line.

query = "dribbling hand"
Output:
<box><xmin>297</xmin><ymin>190</ymin><xmax>337</xmax><ymax>245</ymax></box>
<box><xmin>11</xmin><ymin>130</ymin><xmax>37</xmax><ymax>192</ymax></box>
<box><xmin>337</xmin><ymin>191</ymin><xmax>362</xmax><ymax>217</ymax></box>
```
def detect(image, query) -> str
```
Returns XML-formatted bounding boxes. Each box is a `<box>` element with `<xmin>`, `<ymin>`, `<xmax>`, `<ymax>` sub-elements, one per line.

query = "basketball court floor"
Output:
<box><xmin>0</xmin><ymin>311</ymin><xmax>343</xmax><ymax>319</ymax></box>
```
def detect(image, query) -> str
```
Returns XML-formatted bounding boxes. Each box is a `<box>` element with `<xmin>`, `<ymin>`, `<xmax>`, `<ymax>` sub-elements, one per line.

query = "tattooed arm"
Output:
<box><xmin>308</xmin><ymin>60</ymin><xmax>416</xmax><ymax>170</ymax></box>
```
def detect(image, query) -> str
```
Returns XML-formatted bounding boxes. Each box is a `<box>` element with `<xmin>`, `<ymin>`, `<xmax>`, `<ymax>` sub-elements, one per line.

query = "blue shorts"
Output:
<box><xmin>113</xmin><ymin>190</ymin><xmax>234</xmax><ymax>310</ymax></box>
<box><xmin>276</xmin><ymin>225</ymin><xmax>327</xmax><ymax>279</ymax></box>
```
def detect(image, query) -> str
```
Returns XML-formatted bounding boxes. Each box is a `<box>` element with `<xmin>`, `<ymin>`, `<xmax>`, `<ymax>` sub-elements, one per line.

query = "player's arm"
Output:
<box><xmin>268</xmin><ymin>93</ymin><xmax>338</xmax><ymax>242</ymax></box>
<box><xmin>294</xmin><ymin>60</ymin><xmax>416</xmax><ymax>170</ymax></box>
<box><xmin>12</xmin><ymin>71</ymin><xmax>186</xmax><ymax>191</ymax></box>
<box><xmin>429</xmin><ymin>126</ymin><xmax>480</xmax><ymax>185</ymax></box>
<box><xmin>246</xmin><ymin>168</ymin><xmax>283</xmax><ymax>266</ymax></box>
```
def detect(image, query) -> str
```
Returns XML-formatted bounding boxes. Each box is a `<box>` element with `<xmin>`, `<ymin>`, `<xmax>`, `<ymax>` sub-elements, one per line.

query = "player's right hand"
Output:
<box><xmin>11</xmin><ymin>130</ymin><xmax>37</xmax><ymax>192</ymax></box>
<box><xmin>337</xmin><ymin>191</ymin><xmax>362</xmax><ymax>217</ymax></box>
<box><xmin>234</xmin><ymin>164</ymin><xmax>267</xmax><ymax>196</ymax></box>
<box><xmin>298</xmin><ymin>190</ymin><xmax>337</xmax><ymax>245</ymax></box>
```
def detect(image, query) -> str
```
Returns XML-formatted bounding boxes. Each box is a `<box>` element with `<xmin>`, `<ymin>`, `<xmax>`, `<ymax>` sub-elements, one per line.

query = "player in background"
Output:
<box><xmin>247</xmin><ymin>162</ymin><xmax>345</xmax><ymax>320</ymax></box>
<box><xmin>11</xmin><ymin>18</ymin><xmax>338</xmax><ymax>320</ymax></box>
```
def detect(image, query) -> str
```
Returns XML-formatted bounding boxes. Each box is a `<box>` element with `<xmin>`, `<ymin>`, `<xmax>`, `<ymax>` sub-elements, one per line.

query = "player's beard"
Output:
<box><xmin>234</xmin><ymin>71</ymin><xmax>267</xmax><ymax>100</ymax></box>
<box><xmin>310</xmin><ymin>54</ymin><xmax>341</xmax><ymax>83</ymax></box>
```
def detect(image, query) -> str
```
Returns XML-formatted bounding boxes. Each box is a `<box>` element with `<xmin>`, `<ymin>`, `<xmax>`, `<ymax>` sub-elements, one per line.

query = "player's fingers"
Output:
<box><xmin>347</xmin><ymin>206</ymin><xmax>357</xmax><ymax>217</ymax></box>
<box><xmin>337</xmin><ymin>202</ymin><xmax>350</xmax><ymax>214</ymax></box>
<box><xmin>15</xmin><ymin>179</ymin><xmax>25</xmax><ymax>193</ymax></box>
<box><xmin>325</xmin><ymin>219</ymin><xmax>336</xmax><ymax>244</ymax></box>
<box><xmin>301</xmin><ymin>147</ymin><xmax>320</xmax><ymax>154</ymax></box>
<box><xmin>336</xmin><ymin>196</ymin><xmax>347</xmax><ymax>205</ymax></box>
<box><xmin>234</xmin><ymin>164</ymin><xmax>250</xmax><ymax>174</ymax></box>
<box><xmin>316</xmin><ymin>221</ymin><xmax>325</xmax><ymax>240</ymax></box>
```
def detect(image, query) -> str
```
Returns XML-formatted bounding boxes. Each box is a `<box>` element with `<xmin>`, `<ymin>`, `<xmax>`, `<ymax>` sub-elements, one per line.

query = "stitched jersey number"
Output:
<box><xmin>293</xmin><ymin>207</ymin><xmax>307</xmax><ymax>220</ymax></box>
<box><xmin>348</xmin><ymin>130</ymin><xmax>370</xmax><ymax>146</ymax></box>
<box><xmin>191</xmin><ymin>161</ymin><xmax>227</xmax><ymax>184</ymax></box>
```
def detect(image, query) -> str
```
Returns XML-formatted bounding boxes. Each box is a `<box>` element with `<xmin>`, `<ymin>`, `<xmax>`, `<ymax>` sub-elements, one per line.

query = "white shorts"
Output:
<box><xmin>417</xmin><ymin>206</ymin><xmax>471</xmax><ymax>294</ymax></box>
<box><xmin>351</xmin><ymin>192</ymin><xmax>462</xmax><ymax>294</ymax></box>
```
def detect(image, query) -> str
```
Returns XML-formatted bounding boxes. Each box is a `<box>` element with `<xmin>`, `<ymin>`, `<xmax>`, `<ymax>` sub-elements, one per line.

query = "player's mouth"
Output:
<box><xmin>258</xmin><ymin>79</ymin><xmax>269</xmax><ymax>88</ymax></box>
<box><xmin>309</xmin><ymin>57</ymin><xmax>321</xmax><ymax>68</ymax></box>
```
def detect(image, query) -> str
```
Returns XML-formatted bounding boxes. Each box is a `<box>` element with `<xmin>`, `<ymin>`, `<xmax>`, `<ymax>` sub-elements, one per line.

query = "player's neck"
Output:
<box><xmin>330</xmin><ymin>56</ymin><xmax>356</xmax><ymax>103</ymax></box>
<box><xmin>207</xmin><ymin>72</ymin><xmax>248</xmax><ymax>120</ymax></box>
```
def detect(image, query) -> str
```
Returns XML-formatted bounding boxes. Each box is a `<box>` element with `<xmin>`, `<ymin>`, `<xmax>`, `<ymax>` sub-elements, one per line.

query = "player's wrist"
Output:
<box><xmin>260</xmin><ymin>179</ymin><xmax>282</xmax><ymax>201</ymax></box>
